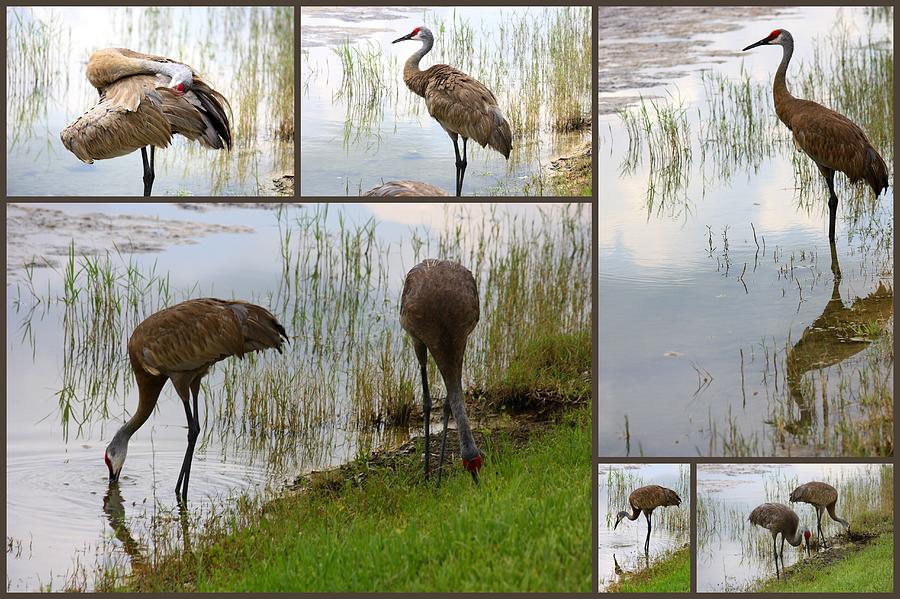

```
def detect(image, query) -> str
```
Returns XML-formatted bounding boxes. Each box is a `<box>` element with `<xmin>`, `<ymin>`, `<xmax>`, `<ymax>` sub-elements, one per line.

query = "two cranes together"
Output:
<box><xmin>750</xmin><ymin>481</ymin><xmax>850</xmax><ymax>579</ymax></box>
<box><xmin>106</xmin><ymin>260</ymin><xmax>482</xmax><ymax>500</ymax></box>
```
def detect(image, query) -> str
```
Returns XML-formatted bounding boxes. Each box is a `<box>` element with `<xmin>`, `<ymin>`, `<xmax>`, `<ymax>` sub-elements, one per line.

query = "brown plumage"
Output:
<box><xmin>400</xmin><ymin>260</ymin><xmax>481</xmax><ymax>485</ymax></box>
<box><xmin>749</xmin><ymin>502</ymin><xmax>811</xmax><ymax>579</ymax></box>
<box><xmin>363</xmin><ymin>180</ymin><xmax>449</xmax><ymax>197</ymax></box>
<box><xmin>790</xmin><ymin>481</ymin><xmax>850</xmax><ymax>549</ymax></box>
<box><xmin>743</xmin><ymin>29</ymin><xmax>889</xmax><ymax>241</ymax></box>
<box><xmin>61</xmin><ymin>48</ymin><xmax>232</xmax><ymax>196</ymax></box>
<box><xmin>393</xmin><ymin>27</ymin><xmax>513</xmax><ymax>197</ymax></box>
<box><xmin>104</xmin><ymin>298</ymin><xmax>288</xmax><ymax>501</ymax></box>
<box><xmin>614</xmin><ymin>485</ymin><xmax>682</xmax><ymax>553</ymax></box>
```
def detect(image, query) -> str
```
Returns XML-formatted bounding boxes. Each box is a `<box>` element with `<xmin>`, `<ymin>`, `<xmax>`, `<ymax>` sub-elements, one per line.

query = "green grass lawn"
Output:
<box><xmin>125</xmin><ymin>406</ymin><xmax>591</xmax><ymax>592</ymax></box>
<box><xmin>609</xmin><ymin>545</ymin><xmax>690</xmax><ymax>593</ymax></box>
<box><xmin>759</xmin><ymin>533</ymin><xmax>893</xmax><ymax>593</ymax></box>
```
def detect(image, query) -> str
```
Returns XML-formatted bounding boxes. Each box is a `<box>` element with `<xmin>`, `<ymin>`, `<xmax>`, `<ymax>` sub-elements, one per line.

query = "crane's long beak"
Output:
<box><xmin>470</xmin><ymin>469</ymin><xmax>479</xmax><ymax>485</ymax></box>
<box><xmin>392</xmin><ymin>33</ymin><xmax>413</xmax><ymax>44</ymax></box>
<box><xmin>742</xmin><ymin>37</ymin><xmax>770</xmax><ymax>51</ymax></box>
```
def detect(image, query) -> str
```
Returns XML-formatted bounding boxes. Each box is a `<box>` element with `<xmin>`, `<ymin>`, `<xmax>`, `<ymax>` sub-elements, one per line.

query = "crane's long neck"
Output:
<box><xmin>773</xmin><ymin>39</ymin><xmax>795</xmax><ymax>121</ymax></box>
<box><xmin>112</xmin><ymin>362</ymin><xmax>166</xmax><ymax>447</ymax></box>
<box><xmin>827</xmin><ymin>505</ymin><xmax>850</xmax><ymax>529</ymax></box>
<box><xmin>403</xmin><ymin>38</ymin><xmax>434</xmax><ymax>98</ymax></box>
<box><xmin>784</xmin><ymin>527</ymin><xmax>805</xmax><ymax>546</ymax></box>
<box><xmin>445</xmin><ymin>377</ymin><xmax>479</xmax><ymax>461</ymax></box>
<box><xmin>87</xmin><ymin>49</ymin><xmax>186</xmax><ymax>91</ymax></box>
<box><xmin>624</xmin><ymin>505</ymin><xmax>641</xmax><ymax>521</ymax></box>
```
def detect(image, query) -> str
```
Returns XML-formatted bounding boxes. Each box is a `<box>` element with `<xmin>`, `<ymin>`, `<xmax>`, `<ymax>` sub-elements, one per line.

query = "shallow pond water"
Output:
<box><xmin>300</xmin><ymin>6</ymin><xmax>591</xmax><ymax>196</ymax></box>
<box><xmin>598</xmin><ymin>6</ymin><xmax>893</xmax><ymax>457</ymax></box>
<box><xmin>6</xmin><ymin>6</ymin><xmax>293</xmax><ymax>196</ymax></box>
<box><xmin>697</xmin><ymin>463</ymin><xmax>891</xmax><ymax>591</ymax></box>
<box><xmin>597</xmin><ymin>463</ymin><xmax>690</xmax><ymax>591</ymax></box>
<box><xmin>6</xmin><ymin>202</ymin><xmax>589</xmax><ymax>590</ymax></box>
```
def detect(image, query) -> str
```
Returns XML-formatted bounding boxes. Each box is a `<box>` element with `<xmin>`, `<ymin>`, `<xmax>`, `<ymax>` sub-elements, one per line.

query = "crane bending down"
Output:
<box><xmin>789</xmin><ymin>481</ymin><xmax>850</xmax><ymax>549</ymax></box>
<box><xmin>743</xmin><ymin>29</ymin><xmax>888</xmax><ymax>241</ymax></box>
<box><xmin>614</xmin><ymin>484</ymin><xmax>682</xmax><ymax>553</ymax></box>
<box><xmin>363</xmin><ymin>180</ymin><xmax>449</xmax><ymax>196</ymax></box>
<box><xmin>749</xmin><ymin>502</ymin><xmax>811</xmax><ymax>579</ymax></box>
<box><xmin>400</xmin><ymin>260</ymin><xmax>482</xmax><ymax>485</ymax></box>
<box><xmin>104</xmin><ymin>298</ymin><xmax>288</xmax><ymax>501</ymax></box>
<box><xmin>61</xmin><ymin>48</ymin><xmax>232</xmax><ymax>196</ymax></box>
<box><xmin>393</xmin><ymin>27</ymin><xmax>512</xmax><ymax>197</ymax></box>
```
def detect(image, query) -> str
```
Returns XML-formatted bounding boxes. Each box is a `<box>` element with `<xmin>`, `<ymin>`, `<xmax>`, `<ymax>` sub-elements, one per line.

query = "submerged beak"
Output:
<box><xmin>392</xmin><ymin>32</ymin><xmax>413</xmax><ymax>44</ymax></box>
<box><xmin>742</xmin><ymin>37</ymin><xmax>770</xmax><ymax>51</ymax></box>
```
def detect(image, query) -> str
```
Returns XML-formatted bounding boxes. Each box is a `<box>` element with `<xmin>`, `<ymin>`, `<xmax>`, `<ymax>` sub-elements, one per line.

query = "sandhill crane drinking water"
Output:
<box><xmin>749</xmin><ymin>502</ymin><xmax>811</xmax><ymax>579</ymax></box>
<box><xmin>742</xmin><ymin>29</ymin><xmax>889</xmax><ymax>241</ymax></box>
<box><xmin>104</xmin><ymin>298</ymin><xmax>287</xmax><ymax>501</ymax></box>
<box><xmin>790</xmin><ymin>481</ymin><xmax>849</xmax><ymax>549</ymax></box>
<box><xmin>61</xmin><ymin>48</ymin><xmax>232</xmax><ymax>196</ymax></box>
<box><xmin>393</xmin><ymin>27</ymin><xmax>513</xmax><ymax>197</ymax></box>
<box><xmin>613</xmin><ymin>484</ymin><xmax>682</xmax><ymax>554</ymax></box>
<box><xmin>400</xmin><ymin>260</ymin><xmax>482</xmax><ymax>485</ymax></box>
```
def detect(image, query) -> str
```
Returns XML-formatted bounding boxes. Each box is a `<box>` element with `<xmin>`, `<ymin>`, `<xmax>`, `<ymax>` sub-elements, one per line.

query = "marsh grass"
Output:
<box><xmin>602</xmin><ymin>465</ymin><xmax>690</xmax><ymax>540</ymax></box>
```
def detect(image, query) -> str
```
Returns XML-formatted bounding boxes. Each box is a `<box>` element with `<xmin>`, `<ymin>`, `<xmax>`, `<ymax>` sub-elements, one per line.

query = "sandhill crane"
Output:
<box><xmin>790</xmin><ymin>481</ymin><xmax>850</xmax><ymax>549</ymax></box>
<box><xmin>104</xmin><ymin>298</ymin><xmax>287</xmax><ymax>501</ymax></box>
<box><xmin>61</xmin><ymin>48</ymin><xmax>232</xmax><ymax>196</ymax></box>
<box><xmin>613</xmin><ymin>484</ymin><xmax>682</xmax><ymax>553</ymax></box>
<box><xmin>363</xmin><ymin>180</ymin><xmax>449</xmax><ymax>196</ymax></box>
<box><xmin>400</xmin><ymin>260</ymin><xmax>481</xmax><ymax>485</ymax></box>
<box><xmin>743</xmin><ymin>29</ymin><xmax>889</xmax><ymax>241</ymax></box>
<box><xmin>749</xmin><ymin>502</ymin><xmax>811</xmax><ymax>579</ymax></box>
<box><xmin>393</xmin><ymin>27</ymin><xmax>513</xmax><ymax>197</ymax></box>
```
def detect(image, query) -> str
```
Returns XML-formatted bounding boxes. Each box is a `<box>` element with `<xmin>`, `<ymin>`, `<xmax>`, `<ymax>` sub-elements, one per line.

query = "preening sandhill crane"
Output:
<box><xmin>363</xmin><ymin>180</ymin><xmax>449</xmax><ymax>196</ymax></box>
<box><xmin>749</xmin><ymin>502</ymin><xmax>811</xmax><ymax>579</ymax></box>
<box><xmin>789</xmin><ymin>481</ymin><xmax>850</xmax><ymax>549</ymax></box>
<box><xmin>104</xmin><ymin>298</ymin><xmax>288</xmax><ymax>501</ymax></box>
<box><xmin>743</xmin><ymin>29</ymin><xmax>889</xmax><ymax>241</ymax></box>
<box><xmin>393</xmin><ymin>27</ymin><xmax>513</xmax><ymax>197</ymax></box>
<box><xmin>400</xmin><ymin>260</ymin><xmax>482</xmax><ymax>485</ymax></box>
<box><xmin>613</xmin><ymin>484</ymin><xmax>682</xmax><ymax>553</ymax></box>
<box><xmin>61</xmin><ymin>48</ymin><xmax>232</xmax><ymax>196</ymax></box>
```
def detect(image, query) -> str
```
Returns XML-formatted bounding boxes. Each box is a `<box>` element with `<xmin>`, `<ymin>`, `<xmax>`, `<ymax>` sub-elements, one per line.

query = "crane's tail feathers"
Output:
<box><xmin>662</xmin><ymin>488</ymin><xmax>682</xmax><ymax>507</ymax></box>
<box><xmin>229</xmin><ymin>302</ymin><xmax>289</xmax><ymax>354</ymax></box>
<box><xmin>864</xmin><ymin>147</ymin><xmax>889</xmax><ymax>196</ymax></box>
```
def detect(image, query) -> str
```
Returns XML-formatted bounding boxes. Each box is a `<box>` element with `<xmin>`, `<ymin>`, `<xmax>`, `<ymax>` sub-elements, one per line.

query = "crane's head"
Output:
<box><xmin>743</xmin><ymin>28</ymin><xmax>793</xmax><ymax>51</ymax></box>
<box><xmin>462</xmin><ymin>453</ymin><xmax>482</xmax><ymax>485</ymax></box>
<box><xmin>392</xmin><ymin>26</ymin><xmax>434</xmax><ymax>45</ymax></box>
<box><xmin>803</xmin><ymin>529</ymin><xmax>811</xmax><ymax>556</ymax></box>
<box><xmin>104</xmin><ymin>430</ymin><xmax>129</xmax><ymax>483</ymax></box>
<box><xmin>167</xmin><ymin>64</ymin><xmax>193</xmax><ymax>96</ymax></box>
<box><xmin>613</xmin><ymin>511</ymin><xmax>629</xmax><ymax>530</ymax></box>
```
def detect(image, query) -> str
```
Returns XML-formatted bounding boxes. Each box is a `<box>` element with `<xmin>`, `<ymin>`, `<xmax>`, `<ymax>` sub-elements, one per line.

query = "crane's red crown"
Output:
<box><xmin>804</xmin><ymin>530</ymin><xmax>811</xmax><ymax>540</ymax></box>
<box><xmin>175</xmin><ymin>83</ymin><xmax>185</xmax><ymax>92</ymax></box>
<box><xmin>411</xmin><ymin>27</ymin><xmax>421</xmax><ymax>36</ymax></box>
<box><xmin>768</xmin><ymin>29</ymin><xmax>782</xmax><ymax>40</ymax></box>
<box><xmin>463</xmin><ymin>455</ymin><xmax>482</xmax><ymax>472</ymax></box>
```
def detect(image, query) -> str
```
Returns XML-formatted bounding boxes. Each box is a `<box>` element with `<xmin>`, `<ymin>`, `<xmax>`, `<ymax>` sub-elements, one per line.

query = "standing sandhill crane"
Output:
<box><xmin>749</xmin><ymin>502</ymin><xmax>811</xmax><ymax>579</ymax></box>
<box><xmin>61</xmin><ymin>48</ymin><xmax>232</xmax><ymax>196</ymax></box>
<box><xmin>400</xmin><ymin>260</ymin><xmax>482</xmax><ymax>485</ymax></box>
<box><xmin>363</xmin><ymin>180</ymin><xmax>449</xmax><ymax>196</ymax></box>
<box><xmin>104</xmin><ymin>298</ymin><xmax>288</xmax><ymax>501</ymax></box>
<box><xmin>613</xmin><ymin>484</ymin><xmax>682</xmax><ymax>554</ymax></box>
<box><xmin>393</xmin><ymin>27</ymin><xmax>513</xmax><ymax>197</ymax></box>
<box><xmin>789</xmin><ymin>481</ymin><xmax>850</xmax><ymax>549</ymax></box>
<box><xmin>742</xmin><ymin>29</ymin><xmax>889</xmax><ymax>241</ymax></box>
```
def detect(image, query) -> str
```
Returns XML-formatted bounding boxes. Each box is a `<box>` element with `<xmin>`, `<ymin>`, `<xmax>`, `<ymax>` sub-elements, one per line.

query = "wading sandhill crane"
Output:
<box><xmin>61</xmin><ymin>48</ymin><xmax>232</xmax><ymax>196</ymax></box>
<box><xmin>789</xmin><ymin>481</ymin><xmax>850</xmax><ymax>549</ymax></box>
<box><xmin>393</xmin><ymin>27</ymin><xmax>513</xmax><ymax>197</ymax></box>
<box><xmin>363</xmin><ymin>180</ymin><xmax>449</xmax><ymax>196</ymax></box>
<box><xmin>400</xmin><ymin>260</ymin><xmax>482</xmax><ymax>485</ymax></box>
<box><xmin>104</xmin><ymin>298</ymin><xmax>287</xmax><ymax>501</ymax></box>
<box><xmin>613</xmin><ymin>485</ymin><xmax>682</xmax><ymax>553</ymax></box>
<box><xmin>749</xmin><ymin>502</ymin><xmax>811</xmax><ymax>579</ymax></box>
<box><xmin>742</xmin><ymin>29</ymin><xmax>889</xmax><ymax>241</ymax></box>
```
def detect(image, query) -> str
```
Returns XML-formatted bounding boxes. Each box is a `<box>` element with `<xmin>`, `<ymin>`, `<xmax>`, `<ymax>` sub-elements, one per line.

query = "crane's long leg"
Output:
<box><xmin>173</xmin><ymin>377</ymin><xmax>201</xmax><ymax>501</ymax></box>
<box><xmin>435</xmin><ymin>399</ymin><xmax>451</xmax><ymax>488</ymax></box>
<box><xmin>779</xmin><ymin>535</ymin><xmax>786</xmax><ymax>578</ymax></box>
<box><xmin>452</xmin><ymin>137</ymin><xmax>464</xmax><ymax>197</ymax></box>
<box><xmin>644</xmin><ymin>510</ymin><xmax>652</xmax><ymax>554</ymax></box>
<box><xmin>458</xmin><ymin>137</ymin><xmax>469</xmax><ymax>197</ymax></box>
<box><xmin>414</xmin><ymin>340</ymin><xmax>430</xmax><ymax>479</ymax></box>
<box><xmin>141</xmin><ymin>147</ymin><xmax>155</xmax><ymax>197</ymax></box>
<box><xmin>772</xmin><ymin>535</ymin><xmax>780</xmax><ymax>579</ymax></box>
<box><xmin>817</xmin><ymin>164</ymin><xmax>838</xmax><ymax>242</ymax></box>
<box><xmin>817</xmin><ymin>507</ymin><xmax>826</xmax><ymax>549</ymax></box>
